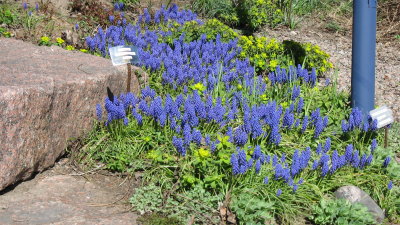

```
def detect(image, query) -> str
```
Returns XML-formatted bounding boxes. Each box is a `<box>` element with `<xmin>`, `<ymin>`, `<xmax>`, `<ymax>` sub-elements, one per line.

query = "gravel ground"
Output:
<box><xmin>257</xmin><ymin>22</ymin><xmax>400</xmax><ymax>121</ymax></box>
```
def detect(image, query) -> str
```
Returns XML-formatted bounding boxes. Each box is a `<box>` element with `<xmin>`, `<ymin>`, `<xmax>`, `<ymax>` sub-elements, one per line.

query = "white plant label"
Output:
<box><xmin>369</xmin><ymin>105</ymin><xmax>394</xmax><ymax>129</ymax></box>
<box><xmin>109</xmin><ymin>45</ymin><xmax>139</xmax><ymax>66</ymax></box>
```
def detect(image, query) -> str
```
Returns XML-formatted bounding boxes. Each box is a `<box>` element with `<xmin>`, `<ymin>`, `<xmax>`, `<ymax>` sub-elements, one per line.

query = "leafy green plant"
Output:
<box><xmin>19</xmin><ymin>10</ymin><xmax>43</xmax><ymax>37</ymax></box>
<box><xmin>238</xmin><ymin>0</ymin><xmax>284</xmax><ymax>30</ymax></box>
<box><xmin>130</xmin><ymin>184</ymin><xmax>163</xmax><ymax>215</ymax></box>
<box><xmin>191</xmin><ymin>0</ymin><xmax>239</xmax><ymax>26</ymax></box>
<box><xmin>39</xmin><ymin>36</ymin><xmax>52</xmax><ymax>46</ymax></box>
<box><xmin>231</xmin><ymin>190</ymin><xmax>275</xmax><ymax>225</ymax></box>
<box><xmin>0</xmin><ymin>27</ymin><xmax>11</xmax><ymax>37</ymax></box>
<box><xmin>325</xmin><ymin>21</ymin><xmax>343</xmax><ymax>33</ymax></box>
<box><xmin>239</xmin><ymin>35</ymin><xmax>293</xmax><ymax>72</ymax></box>
<box><xmin>130</xmin><ymin>183</ymin><xmax>222</xmax><ymax>224</ymax></box>
<box><xmin>238</xmin><ymin>36</ymin><xmax>332</xmax><ymax>74</ymax></box>
<box><xmin>302</xmin><ymin>42</ymin><xmax>333</xmax><ymax>75</ymax></box>
<box><xmin>159</xmin><ymin>18</ymin><xmax>238</xmax><ymax>44</ymax></box>
<box><xmin>309</xmin><ymin>198</ymin><xmax>376</xmax><ymax>225</ymax></box>
<box><xmin>0</xmin><ymin>5</ymin><xmax>17</xmax><ymax>25</ymax></box>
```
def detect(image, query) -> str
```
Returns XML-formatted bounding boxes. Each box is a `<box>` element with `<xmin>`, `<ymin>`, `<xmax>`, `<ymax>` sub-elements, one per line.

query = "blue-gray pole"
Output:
<box><xmin>351</xmin><ymin>0</ymin><xmax>377</xmax><ymax>118</ymax></box>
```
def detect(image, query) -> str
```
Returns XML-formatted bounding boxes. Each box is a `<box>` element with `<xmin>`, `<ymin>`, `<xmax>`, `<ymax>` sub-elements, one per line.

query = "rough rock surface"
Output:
<box><xmin>0</xmin><ymin>158</ymin><xmax>138</xmax><ymax>224</ymax></box>
<box><xmin>0</xmin><ymin>38</ymin><xmax>140</xmax><ymax>191</ymax></box>
<box><xmin>334</xmin><ymin>185</ymin><xmax>385</xmax><ymax>223</ymax></box>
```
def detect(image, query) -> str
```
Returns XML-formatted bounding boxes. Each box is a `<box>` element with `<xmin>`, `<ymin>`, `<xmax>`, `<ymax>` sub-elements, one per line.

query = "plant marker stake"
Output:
<box><xmin>109</xmin><ymin>45</ymin><xmax>139</xmax><ymax>93</ymax></box>
<box><xmin>384</xmin><ymin>126</ymin><xmax>388</xmax><ymax>148</ymax></box>
<box><xmin>369</xmin><ymin>106</ymin><xmax>394</xmax><ymax>148</ymax></box>
<box><xmin>351</xmin><ymin>0</ymin><xmax>377</xmax><ymax>118</ymax></box>
<box><xmin>127</xmin><ymin>63</ymin><xmax>131</xmax><ymax>93</ymax></box>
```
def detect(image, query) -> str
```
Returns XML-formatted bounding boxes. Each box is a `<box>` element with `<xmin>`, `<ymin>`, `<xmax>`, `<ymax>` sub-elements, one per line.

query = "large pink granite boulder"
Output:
<box><xmin>0</xmin><ymin>38</ymin><xmax>140</xmax><ymax>191</ymax></box>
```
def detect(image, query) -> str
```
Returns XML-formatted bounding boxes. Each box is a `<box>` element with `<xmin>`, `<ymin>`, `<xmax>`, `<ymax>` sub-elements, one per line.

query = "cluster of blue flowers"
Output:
<box><xmin>94</xmin><ymin>5</ymin><xmax>357</xmax><ymax>158</ymax></box>
<box><xmin>113</xmin><ymin>2</ymin><xmax>124</xmax><ymax>11</ymax></box>
<box><xmin>228</xmin><ymin>139</ymin><xmax>378</xmax><ymax>195</ymax></box>
<box><xmin>268</xmin><ymin>66</ymin><xmax>317</xmax><ymax>88</ymax></box>
<box><xmin>93</xmin><ymin>5</ymin><xmax>393</xmax><ymax>197</ymax></box>
<box><xmin>341</xmin><ymin>107</ymin><xmax>378</xmax><ymax>133</ymax></box>
<box><xmin>139</xmin><ymin>4</ymin><xmax>200</xmax><ymax>25</ymax></box>
<box><xmin>85</xmin><ymin>4</ymin><xmax>201</xmax><ymax>57</ymax></box>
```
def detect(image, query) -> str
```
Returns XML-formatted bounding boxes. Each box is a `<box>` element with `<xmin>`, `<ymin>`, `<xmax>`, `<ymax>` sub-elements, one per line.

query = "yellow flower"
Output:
<box><xmin>237</xmin><ymin>84</ymin><xmax>243</xmax><ymax>90</ymax></box>
<box><xmin>147</xmin><ymin>150</ymin><xmax>158</xmax><ymax>160</ymax></box>
<box><xmin>143</xmin><ymin>136</ymin><xmax>151</xmax><ymax>142</ymax></box>
<box><xmin>56</xmin><ymin>37</ymin><xmax>64</xmax><ymax>44</ymax></box>
<box><xmin>195</xmin><ymin>148</ymin><xmax>211</xmax><ymax>159</ymax></box>
<box><xmin>66</xmin><ymin>45</ymin><xmax>75</xmax><ymax>51</ymax></box>
<box><xmin>40</xmin><ymin>36</ymin><xmax>50</xmax><ymax>43</ymax></box>
<box><xmin>199</xmin><ymin>148</ymin><xmax>210</xmax><ymax>158</ymax></box>
<box><xmin>312</xmin><ymin>86</ymin><xmax>319</xmax><ymax>93</ymax></box>
<box><xmin>191</xmin><ymin>82</ymin><xmax>206</xmax><ymax>92</ymax></box>
<box><xmin>257</xmin><ymin>60</ymin><xmax>265</xmax><ymax>68</ymax></box>
<box><xmin>281</xmin><ymin>102</ymin><xmax>289</xmax><ymax>108</ymax></box>
<box><xmin>80</xmin><ymin>49</ymin><xmax>88</xmax><ymax>53</ymax></box>
<box><xmin>260</xmin><ymin>94</ymin><xmax>268</xmax><ymax>101</ymax></box>
<box><xmin>269</xmin><ymin>59</ymin><xmax>278</xmax><ymax>69</ymax></box>
<box><xmin>3</xmin><ymin>31</ymin><xmax>11</xmax><ymax>37</ymax></box>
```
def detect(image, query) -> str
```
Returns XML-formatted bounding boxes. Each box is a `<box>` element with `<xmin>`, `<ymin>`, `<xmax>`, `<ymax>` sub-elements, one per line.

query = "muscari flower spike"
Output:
<box><xmin>388</xmin><ymin>181</ymin><xmax>393</xmax><ymax>190</ymax></box>
<box><xmin>383</xmin><ymin>156</ymin><xmax>391</xmax><ymax>168</ymax></box>
<box><xmin>276</xmin><ymin>189</ymin><xmax>282</xmax><ymax>197</ymax></box>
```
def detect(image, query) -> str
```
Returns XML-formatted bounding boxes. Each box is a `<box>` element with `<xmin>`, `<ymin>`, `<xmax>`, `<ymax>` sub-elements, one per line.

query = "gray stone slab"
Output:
<box><xmin>0</xmin><ymin>38</ymin><xmax>140</xmax><ymax>191</ymax></box>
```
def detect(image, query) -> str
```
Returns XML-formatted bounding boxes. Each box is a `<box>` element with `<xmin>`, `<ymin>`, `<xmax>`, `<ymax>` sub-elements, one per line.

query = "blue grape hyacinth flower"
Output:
<box><xmin>96</xmin><ymin>104</ymin><xmax>102</xmax><ymax>120</ymax></box>
<box><xmin>388</xmin><ymin>181</ymin><xmax>393</xmax><ymax>190</ymax></box>
<box><xmin>383</xmin><ymin>156</ymin><xmax>391</xmax><ymax>168</ymax></box>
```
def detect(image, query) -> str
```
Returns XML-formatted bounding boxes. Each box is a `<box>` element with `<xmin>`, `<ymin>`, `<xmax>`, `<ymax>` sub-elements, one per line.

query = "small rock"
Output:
<box><xmin>334</xmin><ymin>185</ymin><xmax>385</xmax><ymax>223</ymax></box>
<box><xmin>290</xmin><ymin>31</ymin><xmax>297</xmax><ymax>36</ymax></box>
<box><xmin>62</xmin><ymin>29</ymin><xmax>79</xmax><ymax>46</ymax></box>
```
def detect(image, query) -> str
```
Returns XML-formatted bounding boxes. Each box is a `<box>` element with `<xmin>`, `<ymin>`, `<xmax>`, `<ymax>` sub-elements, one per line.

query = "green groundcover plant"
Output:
<box><xmin>74</xmin><ymin>5</ymin><xmax>399</xmax><ymax>224</ymax></box>
<box><xmin>309</xmin><ymin>198</ymin><xmax>376</xmax><ymax>225</ymax></box>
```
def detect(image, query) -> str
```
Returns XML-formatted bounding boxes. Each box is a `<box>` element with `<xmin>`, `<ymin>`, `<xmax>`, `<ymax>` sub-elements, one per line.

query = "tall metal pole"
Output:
<box><xmin>351</xmin><ymin>0</ymin><xmax>377</xmax><ymax>118</ymax></box>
